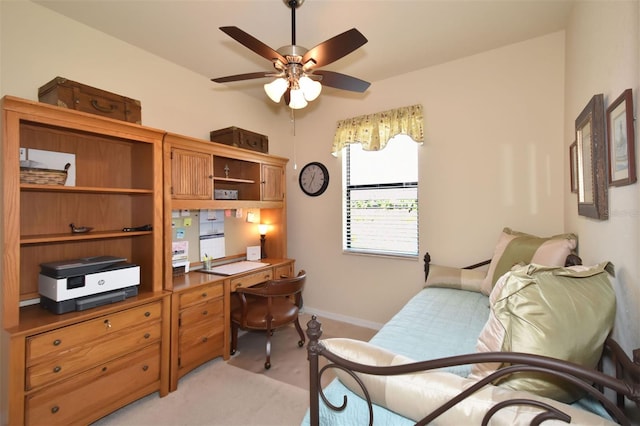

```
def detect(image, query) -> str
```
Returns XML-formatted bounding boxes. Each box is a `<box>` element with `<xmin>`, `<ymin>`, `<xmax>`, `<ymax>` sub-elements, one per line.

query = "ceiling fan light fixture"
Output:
<box><xmin>264</xmin><ymin>77</ymin><xmax>288</xmax><ymax>103</ymax></box>
<box><xmin>299</xmin><ymin>75</ymin><xmax>322</xmax><ymax>101</ymax></box>
<box><xmin>289</xmin><ymin>88</ymin><xmax>308</xmax><ymax>109</ymax></box>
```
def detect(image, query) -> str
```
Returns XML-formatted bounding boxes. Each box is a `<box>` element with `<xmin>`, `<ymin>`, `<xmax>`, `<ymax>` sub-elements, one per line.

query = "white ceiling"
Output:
<box><xmin>33</xmin><ymin>0</ymin><xmax>575</xmax><ymax>98</ymax></box>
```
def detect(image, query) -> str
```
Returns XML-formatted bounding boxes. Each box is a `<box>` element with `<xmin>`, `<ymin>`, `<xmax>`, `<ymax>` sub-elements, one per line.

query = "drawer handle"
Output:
<box><xmin>202</xmin><ymin>337</ymin><xmax>208</xmax><ymax>343</ymax></box>
<box><xmin>142</xmin><ymin>365</ymin><xmax>149</xmax><ymax>372</ymax></box>
<box><xmin>51</xmin><ymin>406</ymin><xmax>60</xmax><ymax>414</ymax></box>
<box><xmin>144</xmin><ymin>333</ymin><xmax>151</xmax><ymax>339</ymax></box>
<box><xmin>202</xmin><ymin>310</ymin><xmax>208</xmax><ymax>316</ymax></box>
<box><xmin>91</xmin><ymin>99</ymin><xmax>116</xmax><ymax>113</ymax></box>
<box><xmin>201</xmin><ymin>292</ymin><xmax>207</xmax><ymax>298</ymax></box>
<box><xmin>102</xmin><ymin>367</ymin><xmax>108</xmax><ymax>372</ymax></box>
<box><xmin>53</xmin><ymin>366</ymin><xmax>61</xmax><ymax>373</ymax></box>
<box><xmin>53</xmin><ymin>339</ymin><xmax>61</xmax><ymax>346</ymax></box>
<box><xmin>144</xmin><ymin>311</ymin><xmax>151</xmax><ymax>317</ymax></box>
<box><xmin>104</xmin><ymin>319</ymin><xmax>112</xmax><ymax>329</ymax></box>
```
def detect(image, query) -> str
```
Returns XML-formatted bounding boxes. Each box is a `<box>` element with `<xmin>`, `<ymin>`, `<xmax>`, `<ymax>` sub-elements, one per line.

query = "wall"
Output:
<box><xmin>564</xmin><ymin>0</ymin><xmax>639</xmax><ymax>354</ymax></box>
<box><xmin>290</xmin><ymin>32</ymin><xmax>566</xmax><ymax>327</ymax></box>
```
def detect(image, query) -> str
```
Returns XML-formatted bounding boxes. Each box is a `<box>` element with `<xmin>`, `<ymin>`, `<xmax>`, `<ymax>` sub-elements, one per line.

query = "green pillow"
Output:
<box><xmin>470</xmin><ymin>262</ymin><xmax>616</xmax><ymax>403</ymax></box>
<box><xmin>480</xmin><ymin>228</ymin><xmax>577</xmax><ymax>295</ymax></box>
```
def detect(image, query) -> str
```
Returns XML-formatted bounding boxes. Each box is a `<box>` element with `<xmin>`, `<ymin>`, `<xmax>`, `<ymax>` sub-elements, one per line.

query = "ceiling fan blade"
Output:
<box><xmin>211</xmin><ymin>72</ymin><xmax>269</xmax><ymax>83</ymax></box>
<box><xmin>313</xmin><ymin>70</ymin><xmax>370</xmax><ymax>93</ymax></box>
<box><xmin>302</xmin><ymin>28</ymin><xmax>367</xmax><ymax>69</ymax></box>
<box><xmin>220</xmin><ymin>26</ymin><xmax>287</xmax><ymax>64</ymax></box>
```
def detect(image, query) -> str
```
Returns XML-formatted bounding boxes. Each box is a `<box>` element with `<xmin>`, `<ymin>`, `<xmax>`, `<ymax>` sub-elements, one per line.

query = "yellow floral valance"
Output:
<box><xmin>332</xmin><ymin>104</ymin><xmax>424</xmax><ymax>155</ymax></box>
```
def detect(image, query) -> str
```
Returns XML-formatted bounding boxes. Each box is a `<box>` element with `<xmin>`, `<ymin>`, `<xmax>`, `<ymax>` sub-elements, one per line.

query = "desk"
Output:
<box><xmin>169</xmin><ymin>258</ymin><xmax>295</xmax><ymax>391</ymax></box>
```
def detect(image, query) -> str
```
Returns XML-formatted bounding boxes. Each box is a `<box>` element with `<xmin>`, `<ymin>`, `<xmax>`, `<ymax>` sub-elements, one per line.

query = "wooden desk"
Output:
<box><xmin>169</xmin><ymin>258</ymin><xmax>295</xmax><ymax>391</ymax></box>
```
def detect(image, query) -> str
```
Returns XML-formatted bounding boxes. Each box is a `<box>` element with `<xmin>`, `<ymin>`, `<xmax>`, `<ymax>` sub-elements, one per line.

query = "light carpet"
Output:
<box><xmin>227</xmin><ymin>312</ymin><xmax>377</xmax><ymax>390</ymax></box>
<box><xmin>92</xmin><ymin>358</ymin><xmax>308</xmax><ymax>426</ymax></box>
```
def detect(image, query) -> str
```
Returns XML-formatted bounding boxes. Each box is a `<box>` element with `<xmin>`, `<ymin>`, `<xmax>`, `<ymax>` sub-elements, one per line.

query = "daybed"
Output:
<box><xmin>303</xmin><ymin>228</ymin><xmax>640</xmax><ymax>425</ymax></box>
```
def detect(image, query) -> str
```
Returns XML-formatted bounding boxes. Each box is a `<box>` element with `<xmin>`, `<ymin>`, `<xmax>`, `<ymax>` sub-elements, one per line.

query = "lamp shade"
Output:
<box><xmin>299</xmin><ymin>76</ymin><xmax>322</xmax><ymax>101</ymax></box>
<box><xmin>264</xmin><ymin>78</ymin><xmax>288</xmax><ymax>103</ymax></box>
<box><xmin>288</xmin><ymin>88</ymin><xmax>308</xmax><ymax>109</ymax></box>
<box><xmin>258</xmin><ymin>224</ymin><xmax>269</xmax><ymax>235</ymax></box>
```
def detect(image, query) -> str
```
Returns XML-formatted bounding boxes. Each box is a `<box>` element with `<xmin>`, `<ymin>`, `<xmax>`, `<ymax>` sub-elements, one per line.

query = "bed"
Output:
<box><xmin>302</xmin><ymin>228</ymin><xmax>640</xmax><ymax>425</ymax></box>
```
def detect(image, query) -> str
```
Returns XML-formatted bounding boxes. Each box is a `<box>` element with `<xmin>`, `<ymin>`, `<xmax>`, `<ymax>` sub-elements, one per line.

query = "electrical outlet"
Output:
<box><xmin>19</xmin><ymin>147</ymin><xmax>27</xmax><ymax>161</ymax></box>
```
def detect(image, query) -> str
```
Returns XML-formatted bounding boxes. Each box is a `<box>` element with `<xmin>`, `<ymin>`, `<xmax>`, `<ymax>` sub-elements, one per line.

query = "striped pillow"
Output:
<box><xmin>480</xmin><ymin>228</ymin><xmax>577</xmax><ymax>295</ymax></box>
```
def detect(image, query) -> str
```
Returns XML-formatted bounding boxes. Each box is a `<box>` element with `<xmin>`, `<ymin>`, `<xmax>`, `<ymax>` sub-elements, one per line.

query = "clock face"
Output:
<box><xmin>299</xmin><ymin>162</ymin><xmax>329</xmax><ymax>196</ymax></box>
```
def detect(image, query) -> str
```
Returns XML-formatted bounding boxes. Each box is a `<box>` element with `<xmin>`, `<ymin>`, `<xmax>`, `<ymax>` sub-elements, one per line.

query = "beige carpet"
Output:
<box><xmin>92</xmin><ymin>358</ymin><xmax>308</xmax><ymax>426</ymax></box>
<box><xmin>91</xmin><ymin>313</ymin><xmax>376</xmax><ymax>426</ymax></box>
<box><xmin>227</xmin><ymin>312</ymin><xmax>377</xmax><ymax>390</ymax></box>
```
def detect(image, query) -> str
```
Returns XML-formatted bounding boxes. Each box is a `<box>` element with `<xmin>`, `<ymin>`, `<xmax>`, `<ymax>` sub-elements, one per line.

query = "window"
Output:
<box><xmin>343</xmin><ymin>135</ymin><xmax>418</xmax><ymax>257</ymax></box>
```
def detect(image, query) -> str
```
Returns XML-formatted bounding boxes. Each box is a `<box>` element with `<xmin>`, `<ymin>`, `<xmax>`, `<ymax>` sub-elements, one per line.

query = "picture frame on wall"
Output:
<box><xmin>570</xmin><ymin>141</ymin><xmax>578</xmax><ymax>193</ymax></box>
<box><xmin>606</xmin><ymin>88</ymin><xmax>636</xmax><ymax>187</ymax></box>
<box><xmin>575</xmin><ymin>94</ymin><xmax>608</xmax><ymax>220</ymax></box>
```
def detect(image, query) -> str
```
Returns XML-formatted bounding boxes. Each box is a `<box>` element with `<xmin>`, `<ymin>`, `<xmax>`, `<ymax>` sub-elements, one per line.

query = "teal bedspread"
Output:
<box><xmin>301</xmin><ymin>286</ymin><xmax>612</xmax><ymax>425</ymax></box>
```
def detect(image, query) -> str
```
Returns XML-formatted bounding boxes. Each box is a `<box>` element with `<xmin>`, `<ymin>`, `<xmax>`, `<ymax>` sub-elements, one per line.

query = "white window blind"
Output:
<box><xmin>343</xmin><ymin>135</ymin><xmax>419</xmax><ymax>257</ymax></box>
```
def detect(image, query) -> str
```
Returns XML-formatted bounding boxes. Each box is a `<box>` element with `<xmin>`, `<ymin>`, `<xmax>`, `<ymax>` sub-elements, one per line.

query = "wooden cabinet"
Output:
<box><xmin>1</xmin><ymin>96</ymin><xmax>168</xmax><ymax>425</ymax></box>
<box><xmin>169</xmin><ymin>280</ymin><xmax>227</xmax><ymax>391</ymax></box>
<box><xmin>170</xmin><ymin>148</ymin><xmax>212</xmax><ymax>200</ymax></box>
<box><xmin>262</xmin><ymin>163</ymin><xmax>285</xmax><ymax>201</ymax></box>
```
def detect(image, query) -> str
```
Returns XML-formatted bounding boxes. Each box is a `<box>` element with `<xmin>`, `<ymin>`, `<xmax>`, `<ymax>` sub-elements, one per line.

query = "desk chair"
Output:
<box><xmin>230</xmin><ymin>270</ymin><xmax>306</xmax><ymax>369</ymax></box>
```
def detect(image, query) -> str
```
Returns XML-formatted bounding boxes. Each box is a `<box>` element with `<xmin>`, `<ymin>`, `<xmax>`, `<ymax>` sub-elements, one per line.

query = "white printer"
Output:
<box><xmin>38</xmin><ymin>256</ymin><xmax>140</xmax><ymax>314</ymax></box>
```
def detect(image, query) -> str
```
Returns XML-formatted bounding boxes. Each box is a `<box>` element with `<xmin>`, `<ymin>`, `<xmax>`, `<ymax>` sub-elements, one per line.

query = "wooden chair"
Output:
<box><xmin>230</xmin><ymin>270</ymin><xmax>307</xmax><ymax>369</ymax></box>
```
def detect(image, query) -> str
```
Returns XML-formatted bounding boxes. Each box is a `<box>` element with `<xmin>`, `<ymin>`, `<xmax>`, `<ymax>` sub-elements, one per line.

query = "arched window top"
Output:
<box><xmin>332</xmin><ymin>104</ymin><xmax>424</xmax><ymax>155</ymax></box>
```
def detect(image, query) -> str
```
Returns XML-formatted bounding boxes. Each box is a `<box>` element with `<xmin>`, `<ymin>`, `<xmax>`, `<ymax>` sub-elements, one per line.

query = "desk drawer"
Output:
<box><xmin>179</xmin><ymin>320</ymin><xmax>224</xmax><ymax>368</ymax></box>
<box><xmin>26</xmin><ymin>302</ymin><xmax>161</xmax><ymax>362</ymax></box>
<box><xmin>180</xmin><ymin>298</ymin><xmax>223</xmax><ymax>327</ymax></box>
<box><xmin>179</xmin><ymin>282</ymin><xmax>224</xmax><ymax>308</ymax></box>
<box><xmin>26</xmin><ymin>321</ymin><xmax>161</xmax><ymax>390</ymax></box>
<box><xmin>25</xmin><ymin>343</ymin><xmax>160</xmax><ymax>426</ymax></box>
<box><xmin>230</xmin><ymin>269</ymin><xmax>272</xmax><ymax>292</ymax></box>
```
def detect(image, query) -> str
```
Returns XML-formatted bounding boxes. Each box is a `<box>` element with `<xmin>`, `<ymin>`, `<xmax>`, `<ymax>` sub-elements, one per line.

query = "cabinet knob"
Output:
<box><xmin>144</xmin><ymin>333</ymin><xmax>151</xmax><ymax>339</ymax></box>
<box><xmin>202</xmin><ymin>310</ymin><xmax>208</xmax><ymax>316</ymax></box>
<box><xmin>144</xmin><ymin>311</ymin><xmax>151</xmax><ymax>317</ymax></box>
<box><xmin>202</xmin><ymin>337</ymin><xmax>208</xmax><ymax>343</ymax></box>
<box><xmin>51</xmin><ymin>406</ymin><xmax>60</xmax><ymax>414</ymax></box>
<box><xmin>102</xmin><ymin>367</ymin><xmax>108</xmax><ymax>372</ymax></box>
<box><xmin>53</xmin><ymin>339</ymin><xmax>61</xmax><ymax>346</ymax></box>
<box><xmin>201</xmin><ymin>292</ymin><xmax>207</xmax><ymax>298</ymax></box>
<box><xmin>104</xmin><ymin>319</ymin><xmax>112</xmax><ymax>329</ymax></box>
<box><xmin>53</xmin><ymin>366</ymin><xmax>61</xmax><ymax>373</ymax></box>
<box><xmin>142</xmin><ymin>365</ymin><xmax>149</xmax><ymax>372</ymax></box>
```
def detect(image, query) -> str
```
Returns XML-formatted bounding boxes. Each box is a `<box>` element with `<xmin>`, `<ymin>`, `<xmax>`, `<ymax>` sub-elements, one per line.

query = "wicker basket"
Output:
<box><xmin>20</xmin><ymin>163</ymin><xmax>70</xmax><ymax>185</ymax></box>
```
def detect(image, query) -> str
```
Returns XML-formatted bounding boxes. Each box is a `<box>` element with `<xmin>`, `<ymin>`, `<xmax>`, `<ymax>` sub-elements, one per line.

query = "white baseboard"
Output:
<box><xmin>300</xmin><ymin>306</ymin><xmax>384</xmax><ymax>331</ymax></box>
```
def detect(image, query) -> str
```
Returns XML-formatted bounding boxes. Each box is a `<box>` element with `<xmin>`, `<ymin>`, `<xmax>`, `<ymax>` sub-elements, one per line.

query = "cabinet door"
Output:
<box><xmin>171</xmin><ymin>148</ymin><xmax>212</xmax><ymax>199</ymax></box>
<box><xmin>262</xmin><ymin>164</ymin><xmax>284</xmax><ymax>201</ymax></box>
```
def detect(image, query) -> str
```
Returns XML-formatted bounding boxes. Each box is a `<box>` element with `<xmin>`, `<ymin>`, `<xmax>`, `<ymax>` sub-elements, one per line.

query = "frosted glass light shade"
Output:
<box><xmin>264</xmin><ymin>78</ymin><xmax>288</xmax><ymax>103</ymax></box>
<box><xmin>299</xmin><ymin>76</ymin><xmax>322</xmax><ymax>101</ymax></box>
<box><xmin>288</xmin><ymin>88</ymin><xmax>308</xmax><ymax>109</ymax></box>
<box><xmin>258</xmin><ymin>223</ymin><xmax>268</xmax><ymax>235</ymax></box>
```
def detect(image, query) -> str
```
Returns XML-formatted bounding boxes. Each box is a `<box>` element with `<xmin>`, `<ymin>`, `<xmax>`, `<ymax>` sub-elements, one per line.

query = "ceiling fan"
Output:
<box><xmin>211</xmin><ymin>0</ymin><xmax>370</xmax><ymax>110</ymax></box>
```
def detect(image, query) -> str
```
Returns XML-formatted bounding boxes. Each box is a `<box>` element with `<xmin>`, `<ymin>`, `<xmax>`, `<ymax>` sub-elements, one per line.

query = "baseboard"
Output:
<box><xmin>300</xmin><ymin>306</ymin><xmax>384</xmax><ymax>331</ymax></box>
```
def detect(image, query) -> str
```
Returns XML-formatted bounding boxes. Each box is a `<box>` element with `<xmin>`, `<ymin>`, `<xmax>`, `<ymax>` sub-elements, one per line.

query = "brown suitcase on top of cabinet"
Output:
<box><xmin>38</xmin><ymin>76</ymin><xmax>142</xmax><ymax>124</ymax></box>
<box><xmin>209</xmin><ymin>126</ymin><xmax>268</xmax><ymax>153</ymax></box>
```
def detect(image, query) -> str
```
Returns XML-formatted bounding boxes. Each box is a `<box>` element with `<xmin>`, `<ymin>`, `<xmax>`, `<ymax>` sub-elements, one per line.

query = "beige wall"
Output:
<box><xmin>564</xmin><ymin>0</ymin><xmax>639</xmax><ymax>354</ymax></box>
<box><xmin>290</xmin><ymin>32</ymin><xmax>566</xmax><ymax>327</ymax></box>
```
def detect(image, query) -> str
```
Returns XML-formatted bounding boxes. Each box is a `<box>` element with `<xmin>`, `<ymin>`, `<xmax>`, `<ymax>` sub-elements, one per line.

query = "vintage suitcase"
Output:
<box><xmin>38</xmin><ymin>77</ymin><xmax>142</xmax><ymax>124</ymax></box>
<box><xmin>209</xmin><ymin>126</ymin><xmax>268</xmax><ymax>153</ymax></box>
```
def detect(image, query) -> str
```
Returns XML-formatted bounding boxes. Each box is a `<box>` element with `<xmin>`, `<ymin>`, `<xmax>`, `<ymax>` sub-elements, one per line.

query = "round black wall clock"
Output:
<box><xmin>299</xmin><ymin>162</ymin><xmax>329</xmax><ymax>196</ymax></box>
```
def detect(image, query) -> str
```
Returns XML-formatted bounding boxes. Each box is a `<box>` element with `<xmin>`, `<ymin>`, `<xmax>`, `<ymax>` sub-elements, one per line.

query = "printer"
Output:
<box><xmin>38</xmin><ymin>255</ymin><xmax>140</xmax><ymax>314</ymax></box>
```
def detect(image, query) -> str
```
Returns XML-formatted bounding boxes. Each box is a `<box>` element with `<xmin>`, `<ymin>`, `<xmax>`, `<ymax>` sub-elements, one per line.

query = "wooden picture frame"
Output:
<box><xmin>606</xmin><ymin>88</ymin><xmax>636</xmax><ymax>186</ymax></box>
<box><xmin>570</xmin><ymin>141</ymin><xmax>578</xmax><ymax>193</ymax></box>
<box><xmin>575</xmin><ymin>94</ymin><xmax>608</xmax><ymax>220</ymax></box>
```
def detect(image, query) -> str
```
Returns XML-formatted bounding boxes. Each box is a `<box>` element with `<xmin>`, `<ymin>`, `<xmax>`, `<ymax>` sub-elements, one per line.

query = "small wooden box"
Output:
<box><xmin>209</xmin><ymin>126</ymin><xmax>268</xmax><ymax>153</ymax></box>
<box><xmin>38</xmin><ymin>77</ymin><xmax>142</xmax><ymax>124</ymax></box>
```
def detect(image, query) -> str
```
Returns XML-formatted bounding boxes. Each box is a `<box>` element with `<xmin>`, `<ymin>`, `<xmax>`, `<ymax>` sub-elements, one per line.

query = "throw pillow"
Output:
<box><xmin>469</xmin><ymin>262</ymin><xmax>616</xmax><ymax>403</ymax></box>
<box><xmin>480</xmin><ymin>227</ymin><xmax>577</xmax><ymax>295</ymax></box>
<box><xmin>424</xmin><ymin>264</ymin><xmax>486</xmax><ymax>293</ymax></box>
<box><xmin>322</xmin><ymin>338</ymin><xmax>615</xmax><ymax>425</ymax></box>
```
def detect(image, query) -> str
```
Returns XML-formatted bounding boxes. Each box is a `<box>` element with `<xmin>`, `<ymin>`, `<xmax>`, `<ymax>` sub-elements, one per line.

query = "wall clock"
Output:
<box><xmin>299</xmin><ymin>162</ymin><xmax>329</xmax><ymax>197</ymax></box>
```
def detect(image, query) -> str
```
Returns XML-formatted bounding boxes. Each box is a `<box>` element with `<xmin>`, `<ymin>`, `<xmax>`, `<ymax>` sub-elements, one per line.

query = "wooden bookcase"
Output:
<box><xmin>0</xmin><ymin>96</ymin><xmax>169</xmax><ymax>425</ymax></box>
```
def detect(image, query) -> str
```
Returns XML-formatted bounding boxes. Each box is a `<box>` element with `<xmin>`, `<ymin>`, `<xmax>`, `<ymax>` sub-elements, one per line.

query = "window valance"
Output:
<box><xmin>332</xmin><ymin>104</ymin><xmax>424</xmax><ymax>155</ymax></box>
